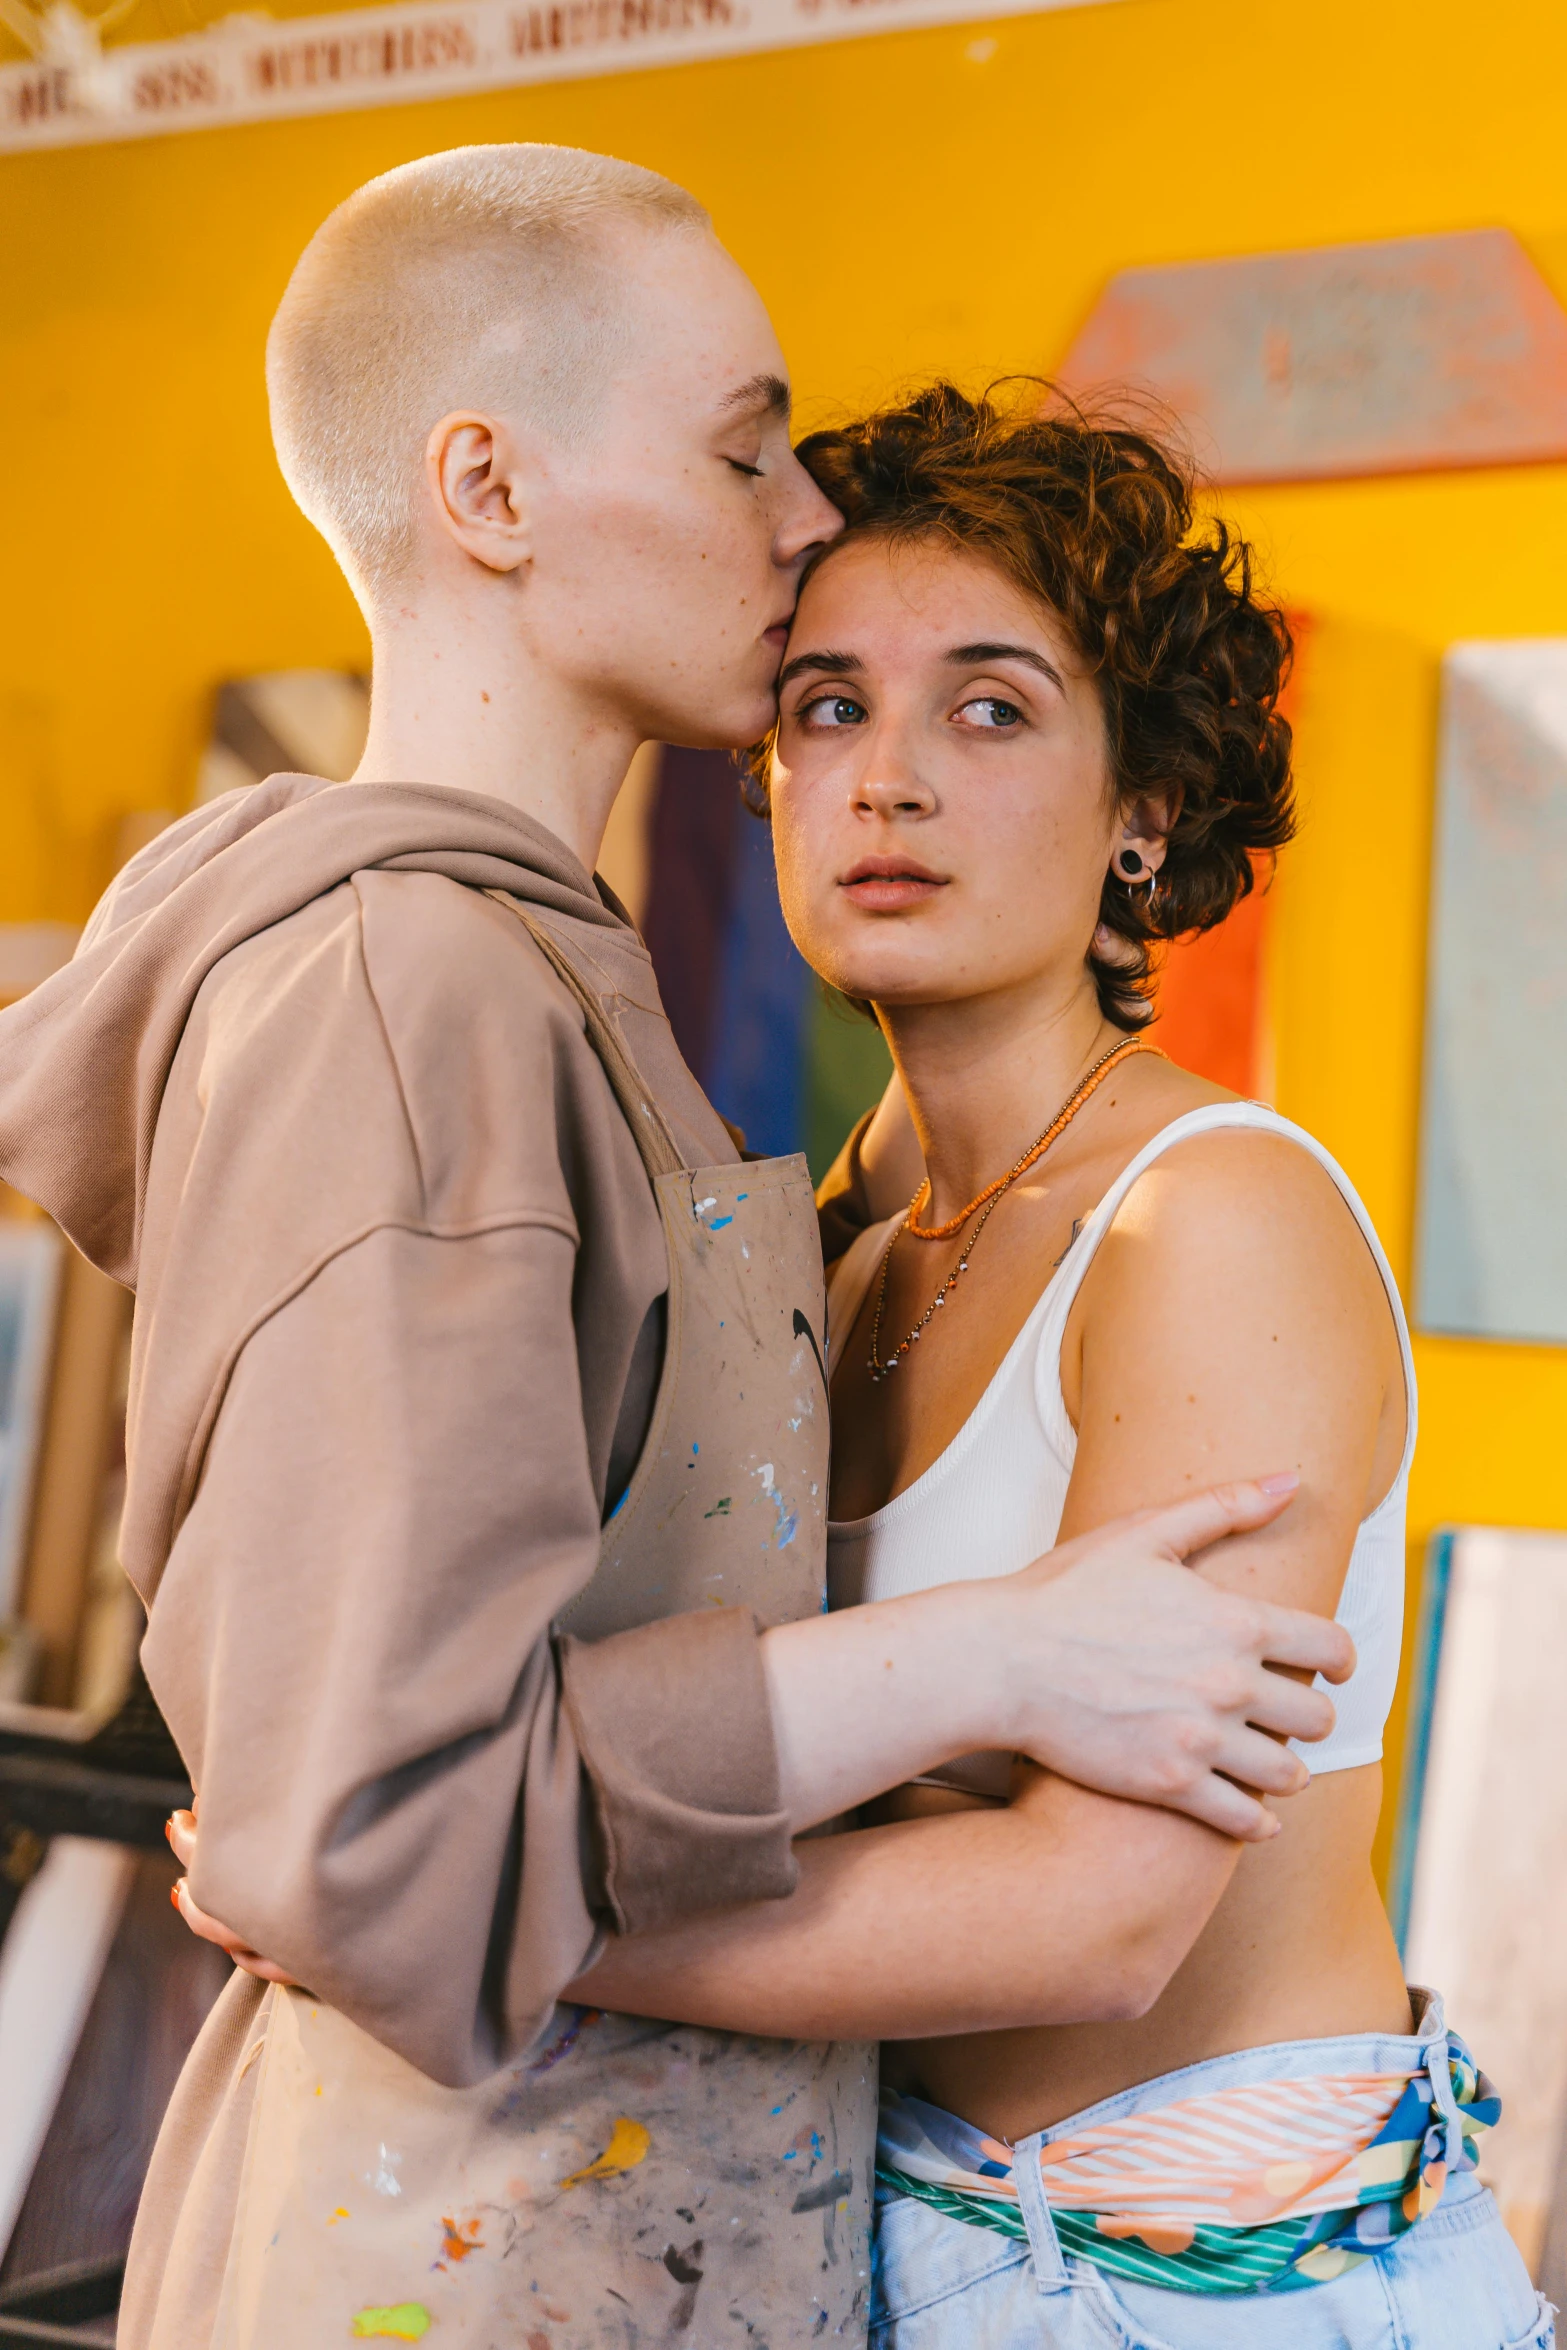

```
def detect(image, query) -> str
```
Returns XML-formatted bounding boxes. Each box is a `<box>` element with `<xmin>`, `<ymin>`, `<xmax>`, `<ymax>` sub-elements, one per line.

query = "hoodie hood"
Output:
<box><xmin>0</xmin><ymin>774</ymin><xmax>623</xmax><ymax>1285</ymax></box>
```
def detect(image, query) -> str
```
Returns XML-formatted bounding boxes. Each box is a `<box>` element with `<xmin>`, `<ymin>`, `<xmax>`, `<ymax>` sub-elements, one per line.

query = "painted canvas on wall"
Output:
<box><xmin>1058</xmin><ymin>231</ymin><xmax>1567</xmax><ymax>485</ymax></box>
<box><xmin>1417</xmin><ymin>641</ymin><xmax>1567</xmax><ymax>1342</ymax></box>
<box><xmin>1393</xmin><ymin>1527</ymin><xmax>1567</xmax><ymax>2278</ymax></box>
<box><xmin>1149</xmin><ymin>621</ymin><xmax>1306</xmax><ymax>1098</ymax></box>
<box><xmin>631</xmin><ymin>748</ymin><xmax>893</xmax><ymax>1179</ymax></box>
<box><xmin>1155</xmin><ymin>863</ymin><xmax>1273</xmax><ymax>1099</ymax></box>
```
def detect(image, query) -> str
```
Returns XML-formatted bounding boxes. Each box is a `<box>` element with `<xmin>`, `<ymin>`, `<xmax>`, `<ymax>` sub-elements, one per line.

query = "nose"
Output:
<box><xmin>773</xmin><ymin>446</ymin><xmax>845</xmax><ymax>568</ymax></box>
<box><xmin>852</xmin><ymin>738</ymin><xmax>936</xmax><ymax>822</ymax></box>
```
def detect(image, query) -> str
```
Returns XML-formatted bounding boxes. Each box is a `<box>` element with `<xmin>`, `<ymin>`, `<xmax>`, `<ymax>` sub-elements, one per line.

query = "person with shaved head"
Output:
<box><xmin>0</xmin><ymin>145</ymin><xmax>1354</xmax><ymax>2346</ymax></box>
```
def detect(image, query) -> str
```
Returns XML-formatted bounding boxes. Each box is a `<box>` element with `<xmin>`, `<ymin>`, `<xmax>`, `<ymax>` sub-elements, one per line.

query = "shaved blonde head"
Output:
<box><xmin>267</xmin><ymin>143</ymin><xmax>709</xmax><ymax>597</ymax></box>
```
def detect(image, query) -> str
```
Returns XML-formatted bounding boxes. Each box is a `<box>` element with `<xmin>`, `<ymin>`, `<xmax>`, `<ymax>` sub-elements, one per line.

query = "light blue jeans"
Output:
<box><xmin>871</xmin><ymin>1999</ymin><xmax>1554</xmax><ymax>2350</ymax></box>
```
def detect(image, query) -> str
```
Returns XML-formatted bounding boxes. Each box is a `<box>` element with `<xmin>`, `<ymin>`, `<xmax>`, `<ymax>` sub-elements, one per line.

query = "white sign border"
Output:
<box><xmin>1</xmin><ymin>0</ymin><xmax>1122</xmax><ymax>156</ymax></box>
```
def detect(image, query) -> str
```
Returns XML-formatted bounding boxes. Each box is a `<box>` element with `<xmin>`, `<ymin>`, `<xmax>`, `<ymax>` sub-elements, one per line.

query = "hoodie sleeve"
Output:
<box><xmin>134</xmin><ymin>874</ymin><xmax>795</xmax><ymax>2088</ymax></box>
<box><xmin>152</xmin><ymin>1220</ymin><xmax>794</xmax><ymax>2087</ymax></box>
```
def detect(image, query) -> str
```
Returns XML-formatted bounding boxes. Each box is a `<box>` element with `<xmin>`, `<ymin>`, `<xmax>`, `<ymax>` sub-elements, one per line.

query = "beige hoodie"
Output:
<box><xmin>0</xmin><ymin>773</ymin><xmax>796</xmax><ymax>2088</ymax></box>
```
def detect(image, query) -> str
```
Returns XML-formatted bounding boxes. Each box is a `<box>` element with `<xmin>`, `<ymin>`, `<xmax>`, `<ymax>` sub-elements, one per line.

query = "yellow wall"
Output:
<box><xmin>5</xmin><ymin>0</ymin><xmax>1567</xmax><ymax>1861</ymax></box>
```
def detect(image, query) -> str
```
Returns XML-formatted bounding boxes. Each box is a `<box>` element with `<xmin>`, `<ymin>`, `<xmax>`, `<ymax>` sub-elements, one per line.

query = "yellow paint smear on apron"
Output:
<box><xmin>557</xmin><ymin>2116</ymin><xmax>649</xmax><ymax>2189</ymax></box>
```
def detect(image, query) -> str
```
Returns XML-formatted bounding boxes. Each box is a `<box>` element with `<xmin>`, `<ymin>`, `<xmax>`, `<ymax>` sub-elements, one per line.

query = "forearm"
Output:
<box><xmin>762</xmin><ymin>1582</ymin><xmax>1015</xmax><ymax>1831</ymax></box>
<box><xmin>762</xmin><ymin>1477</ymin><xmax>1343</xmax><ymax>1842</ymax></box>
<box><xmin>166</xmin><ymin>1226</ymin><xmax>793</xmax><ymax>2077</ymax></box>
<box><xmin>570</xmin><ymin>1779</ymin><xmax>1235</xmax><ymax>2040</ymax></box>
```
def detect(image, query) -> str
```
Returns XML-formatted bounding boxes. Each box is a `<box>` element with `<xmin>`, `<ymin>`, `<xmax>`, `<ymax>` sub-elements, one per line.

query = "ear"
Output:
<box><xmin>1112</xmin><ymin>786</ymin><xmax>1183</xmax><ymax>880</ymax></box>
<box><xmin>423</xmin><ymin>411</ymin><xmax>533</xmax><ymax>576</ymax></box>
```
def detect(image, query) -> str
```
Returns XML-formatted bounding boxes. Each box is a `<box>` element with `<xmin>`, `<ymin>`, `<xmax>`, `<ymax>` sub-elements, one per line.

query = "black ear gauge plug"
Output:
<box><xmin>1118</xmin><ymin>849</ymin><xmax>1145</xmax><ymax>877</ymax></box>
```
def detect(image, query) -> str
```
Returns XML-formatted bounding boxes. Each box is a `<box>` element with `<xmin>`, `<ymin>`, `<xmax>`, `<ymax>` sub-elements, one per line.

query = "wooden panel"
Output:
<box><xmin>1060</xmin><ymin>231</ymin><xmax>1567</xmax><ymax>484</ymax></box>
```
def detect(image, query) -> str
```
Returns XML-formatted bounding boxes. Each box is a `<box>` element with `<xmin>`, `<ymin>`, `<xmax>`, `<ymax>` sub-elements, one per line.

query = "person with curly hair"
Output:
<box><xmin>108</xmin><ymin>153</ymin><xmax>1362</xmax><ymax>2348</ymax></box>
<box><xmin>145</xmin><ymin>145</ymin><xmax>1533</xmax><ymax>2340</ymax></box>
<box><xmin>758</xmin><ymin>383</ymin><xmax>1544</xmax><ymax>2348</ymax></box>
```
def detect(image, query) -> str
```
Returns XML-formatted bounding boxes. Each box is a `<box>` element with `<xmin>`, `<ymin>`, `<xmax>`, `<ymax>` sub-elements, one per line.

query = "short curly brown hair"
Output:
<box><xmin>765</xmin><ymin>381</ymin><xmax>1296</xmax><ymax>1029</ymax></box>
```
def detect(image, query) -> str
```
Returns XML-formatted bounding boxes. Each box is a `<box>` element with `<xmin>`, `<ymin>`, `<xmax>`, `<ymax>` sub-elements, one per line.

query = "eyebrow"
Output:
<box><xmin>946</xmin><ymin>641</ymin><xmax>1065</xmax><ymax>689</ymax></box>
<box><xmin>777</xmin><ymin>649</ymin><xmax>862</xmax><ymax>688</ymax></box>
<box><xmin>718</xmin><ymin>371</ymin><xmax>792</xmax><ymax>422</ymax></box>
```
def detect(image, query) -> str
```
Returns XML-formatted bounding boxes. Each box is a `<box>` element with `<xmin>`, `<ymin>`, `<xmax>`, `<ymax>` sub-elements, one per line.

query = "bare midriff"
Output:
<box><xmin>873</xmin><ymin>1765</ymin><xmax>1414</xmax><ymax>2142</ymax></box>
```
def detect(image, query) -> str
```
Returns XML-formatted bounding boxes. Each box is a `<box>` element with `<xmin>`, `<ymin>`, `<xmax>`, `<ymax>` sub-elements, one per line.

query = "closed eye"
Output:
<box><xmin>955</xmin><ymin>695</ymin><xmax>1025</xmax><ymax>730</ymax></box>
<box><xmin>799</xmin><ymin>692</ymin><xmax>869</xmax><ymax>728</ymax></box>
<box><xmin>727</xmin><ymin>459</ymin><xmax>764</xmax><ymax>479</ymax></box>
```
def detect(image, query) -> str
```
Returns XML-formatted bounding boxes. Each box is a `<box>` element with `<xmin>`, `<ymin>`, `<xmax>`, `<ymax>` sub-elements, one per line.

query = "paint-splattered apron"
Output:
<box><xmin>208</xmin><ymin>901</ymin><xmax>876</xmax><ymax>2350</ymax></box>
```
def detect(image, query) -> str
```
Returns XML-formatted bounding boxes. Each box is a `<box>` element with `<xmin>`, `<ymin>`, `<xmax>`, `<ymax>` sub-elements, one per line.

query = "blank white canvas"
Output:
<box><xmin>1417</xmin><ymin>640</ymin><xmax>1567</xmax><ymax>1341</ymax></box>
<box><xmin>1404</xmin><ymin>1527</ymin><xmax>1567</xmax><ymax>2274</ymax></box>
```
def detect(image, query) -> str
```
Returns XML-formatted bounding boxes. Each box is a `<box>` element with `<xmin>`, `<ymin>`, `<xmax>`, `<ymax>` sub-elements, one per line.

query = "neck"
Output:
<box><xmin>881</xmin><ymin>973</ymin><xmax>1125</xmax><ymax>1221</ymax></box>
<box><xmin>352</xmin><ymin>593</ymin><xmax>640</xmax><ymax>874</ymax></box>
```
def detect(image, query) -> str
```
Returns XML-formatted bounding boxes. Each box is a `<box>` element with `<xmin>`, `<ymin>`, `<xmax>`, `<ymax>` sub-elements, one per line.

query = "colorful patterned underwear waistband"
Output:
<box><xmin>877</xmin><ymin>2034</ymin><xmax>1499</xmax><ymax>2296</ymax></box>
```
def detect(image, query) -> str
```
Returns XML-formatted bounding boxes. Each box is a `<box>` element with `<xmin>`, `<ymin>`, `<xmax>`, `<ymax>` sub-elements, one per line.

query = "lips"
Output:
<box><xmin>839</xmin><ymin>858</ymin><xmax>947</xmax><ymax>912</ymax></box>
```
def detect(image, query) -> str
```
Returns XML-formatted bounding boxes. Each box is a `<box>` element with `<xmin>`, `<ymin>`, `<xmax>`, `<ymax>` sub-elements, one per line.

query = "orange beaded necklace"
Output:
<box><xmin>867</xmin><ymin>1033</ymin><xmax>1160</xmax><ymax>1383</ymax></box>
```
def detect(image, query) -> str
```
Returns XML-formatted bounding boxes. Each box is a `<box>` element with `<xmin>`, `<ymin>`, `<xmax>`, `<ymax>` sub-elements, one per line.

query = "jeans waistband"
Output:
<box><xmin>877</xmin><ymin>1990</ymin><xmax>1501</xmax><ymax>2298</ymax></box>
<box><xmin>1032</xmin><ymin>1985</ymin><xmax>1449</xmax><ymax>2145</ymax></box>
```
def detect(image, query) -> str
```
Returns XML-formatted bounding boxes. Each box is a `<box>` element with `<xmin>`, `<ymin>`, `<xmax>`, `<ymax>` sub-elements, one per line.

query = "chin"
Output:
<box><xmin>659</xmin><ymin>669</ymin><xmax>777</xmax><ymax>756</ymax></box>
<box><xmin>841</xmin><ymin>937</ymin><xmax>982</xmax><ymax>1010</ymax></box>
<box><xmin>816</xmin><ymin>951</ymin><xmax>914</xmax><ymax>1008</ymax></box>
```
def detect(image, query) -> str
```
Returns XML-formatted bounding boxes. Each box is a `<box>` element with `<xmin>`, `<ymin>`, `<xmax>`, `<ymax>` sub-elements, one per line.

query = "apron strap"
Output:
<box><xmin>484</xmin><ymin>890</ymin><xmax>688</xmax><ymax>1181</ymax></box>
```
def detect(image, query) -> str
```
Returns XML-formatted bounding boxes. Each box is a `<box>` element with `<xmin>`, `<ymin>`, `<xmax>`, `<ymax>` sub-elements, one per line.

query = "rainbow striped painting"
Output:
<box><xmin>608</xmin><ymin>746</ymin><xmax>894</xmax><ymax>1180</ymax></box>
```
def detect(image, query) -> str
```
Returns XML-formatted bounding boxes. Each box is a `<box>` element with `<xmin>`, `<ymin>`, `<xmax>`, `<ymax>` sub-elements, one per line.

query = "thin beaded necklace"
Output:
<box><xmin>866</xmin><ymin>1033</ymin><xmax>1157</xmax><ymax>1383</ymax></box>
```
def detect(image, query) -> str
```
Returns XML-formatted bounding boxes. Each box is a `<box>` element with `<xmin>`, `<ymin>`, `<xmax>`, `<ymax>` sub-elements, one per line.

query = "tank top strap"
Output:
<box><xmin>1031</xmin><ymin>1100</ymin><xmax>1417</xmax><ymax>1484</ymax></box>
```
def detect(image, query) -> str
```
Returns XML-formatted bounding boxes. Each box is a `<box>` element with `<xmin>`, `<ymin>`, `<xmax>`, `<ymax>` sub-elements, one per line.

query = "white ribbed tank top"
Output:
<box><xmin>826</xmin><ymin>1103</ymin><xmax>1415</xmax><ymax>1777</ymax></box>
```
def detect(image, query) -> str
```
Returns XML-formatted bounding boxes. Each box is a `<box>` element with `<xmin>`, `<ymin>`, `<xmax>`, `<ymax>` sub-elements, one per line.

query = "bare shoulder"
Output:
<box><xmin>1075</xmin><ymin>1118</ymin><xmax>1398</xmax><ymax>1393</ymax></box>
<box><xmin>1115</xmin><ymin>1124</ymin><xmax>1378</xmax><ymax>1279</ymax></box>
<box><xmin>1061</xmin><ymin>1115</ymin><xmax>1404</xmax><ymax>1565</ymax></box>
